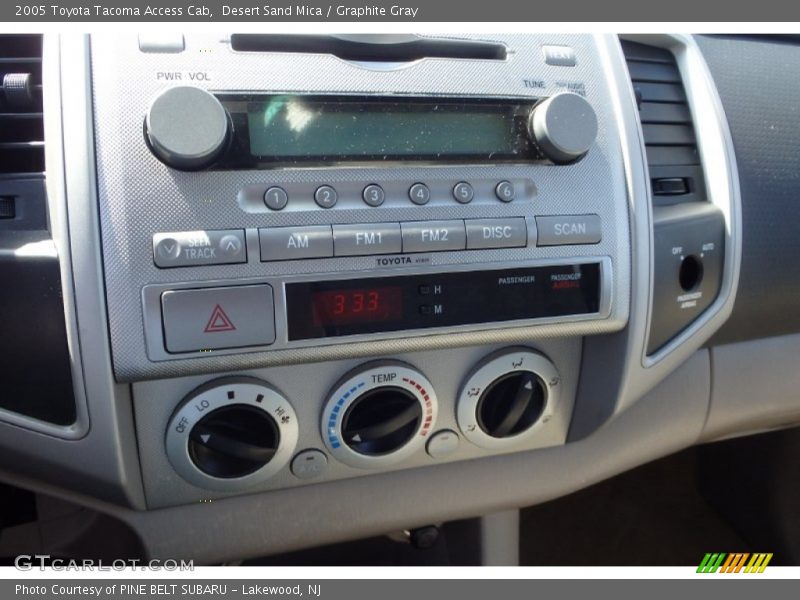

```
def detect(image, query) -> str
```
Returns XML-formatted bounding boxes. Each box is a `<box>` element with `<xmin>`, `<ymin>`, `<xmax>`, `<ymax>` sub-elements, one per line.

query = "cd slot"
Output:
<box><xmin>229</xmin><ymin>34</ymin><xmax>507</xmax><ymax>62</ymax></box>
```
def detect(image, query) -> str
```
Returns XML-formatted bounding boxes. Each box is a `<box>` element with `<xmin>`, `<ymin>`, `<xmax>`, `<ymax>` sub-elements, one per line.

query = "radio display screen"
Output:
<box><xmin>285</xmin><ymin>264</ymin><xmax>601</xmax><ymax>341</ymax></box>
<box><xmin>219</xmin><ymin>95</ymin><xmax>539</xmax><ymax>167</ymax></box>
<box><xmin>311</xmin><ymin>286</ymin><xmax>403</xmax><ymax>327</ymax></box>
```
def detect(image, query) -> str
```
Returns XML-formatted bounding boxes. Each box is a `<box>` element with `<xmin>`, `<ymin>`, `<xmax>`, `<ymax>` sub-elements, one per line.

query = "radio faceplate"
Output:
<box><xmin>90</xmin><ymin>33</ymin><xmax>631</xmax><ymax>381</ymax></box>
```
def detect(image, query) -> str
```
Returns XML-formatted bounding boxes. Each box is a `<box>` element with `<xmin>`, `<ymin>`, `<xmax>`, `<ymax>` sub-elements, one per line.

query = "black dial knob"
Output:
<box><xmin>187</xmin><ymin>404</ymin><xmax>280</xmax><ymax>478</ymax></box>
<box><xmin>476</xmin><ymin>371</ymin><xmax>546</xmax><ymax>438</ymax></box>
<box><xmin>528</xmin><ymin>92</ymin><xmax>598</xmax><ymax>164</ymax></box>
<box><xmin>145</xmin><ymin>86</ymin><xmax>229</xmax><ymax>170</ymax></box>
<box><xmin>341</xmin><ymin>387</ymin><xmax>423</xmax><ymax>456</ymax></box>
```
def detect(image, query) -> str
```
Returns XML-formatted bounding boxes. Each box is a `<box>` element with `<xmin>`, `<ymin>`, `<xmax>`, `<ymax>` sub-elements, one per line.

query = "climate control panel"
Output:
<box><xmin>154</xmin><ymin>345</ymin><xmax>574</xmax><ymax>503</ymax></box>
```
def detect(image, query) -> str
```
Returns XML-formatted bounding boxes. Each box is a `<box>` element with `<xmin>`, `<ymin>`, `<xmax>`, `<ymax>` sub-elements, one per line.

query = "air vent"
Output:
<box><xmin>621</xmin><ymin>40</ymin><xmax>707</xmax><ymax>203</ymax></box>
<box><xmin>0</xmin><ymin>34</ymin><xmax>44</xmax><ymax>176</ymax></box>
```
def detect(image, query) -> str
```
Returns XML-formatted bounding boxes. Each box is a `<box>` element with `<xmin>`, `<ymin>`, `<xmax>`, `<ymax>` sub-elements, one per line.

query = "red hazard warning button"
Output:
<box><xmin>204</xmin><ymin>304</ymin><xmax>236</xmax><ymax>333</ymax></box>
<box><xmin>160</xmin><ymin>285</ymin><xmax>275</xmax><ymax>353</ymax></box>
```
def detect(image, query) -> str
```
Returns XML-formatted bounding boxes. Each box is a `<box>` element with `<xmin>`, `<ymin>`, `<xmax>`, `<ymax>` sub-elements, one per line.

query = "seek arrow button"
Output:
<box><xmin>153</xmin><ymin>230</ymin><xmax>247</xmax><ymax>268</ymax></box>
<box><xmin>219</xmin><ymin>234</ymin><xmax>243</xmax><ymax>257</ymax></box>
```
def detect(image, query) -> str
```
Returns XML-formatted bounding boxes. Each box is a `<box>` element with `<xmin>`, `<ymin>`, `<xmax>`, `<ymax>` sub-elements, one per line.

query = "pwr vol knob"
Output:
<box><xmin>166</xmin><ymin>377</ymin><xmax>298</xmax><ymax>491</ymax></box>
<box><xmin>145</xmin><ymin>86</ymin><xmax>230</xmax><ymax>170</ymax></box>
<box><xmin>322</xmin><ymin>362</ymin><xmax>438</xmax><ymax>469</ymax></box>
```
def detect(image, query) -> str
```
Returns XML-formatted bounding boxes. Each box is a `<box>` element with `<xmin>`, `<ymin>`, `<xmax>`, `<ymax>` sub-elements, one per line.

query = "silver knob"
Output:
<box><xmin>528</xmin><ymin>92</ymin><xmax>598</xmax><ymax>164</ymax></box>
<box><xmin>145</xmin><ymin>86</ymin><xmax>229</xmax><ymax>170</ymax></box>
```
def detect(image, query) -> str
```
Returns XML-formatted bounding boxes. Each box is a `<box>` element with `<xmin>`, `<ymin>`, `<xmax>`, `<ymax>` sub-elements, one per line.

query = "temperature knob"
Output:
<box><xmin>321</xmin><ymin>362</ymin><xmax>438</xmax><ymax>469</ymax></box>
<box><xmin>528</xmin><ymin>92</ymin><xmax>598</xmax><ymax>164</ymax></box>
<box><xmin>145</xmin><ymin>86</ymin><xmax>229</xmax><ymax>170</ymax></box>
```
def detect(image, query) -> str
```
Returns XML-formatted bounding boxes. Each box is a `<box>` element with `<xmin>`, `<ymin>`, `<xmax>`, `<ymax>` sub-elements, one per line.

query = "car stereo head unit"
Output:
<box><xmin>88</xmin><ymin>33</ymin><xmax>631</xmax><ymax>379</ymax></box>
<box><xmin>144</xmin><ymin>88</ymin><xmax>598</xmax><ymax>171</ymax></box>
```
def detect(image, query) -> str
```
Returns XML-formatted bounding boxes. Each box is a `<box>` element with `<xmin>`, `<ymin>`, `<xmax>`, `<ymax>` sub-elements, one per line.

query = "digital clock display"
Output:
<box><xmin>311</xmin><ymin>287</ymin><xmax>403</xmax><ymax>327</ymax></box>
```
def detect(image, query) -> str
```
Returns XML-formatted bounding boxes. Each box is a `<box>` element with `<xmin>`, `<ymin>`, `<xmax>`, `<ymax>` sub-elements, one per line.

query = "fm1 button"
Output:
<box><xmin>291</xmin><ymin>449</ymin><xmax>328</xmax><ymax>480</ymax></box>
<box><xmin>426</xmin><ymin>429</ymin><xmax>460</xmax><ymax>459</ymax></box>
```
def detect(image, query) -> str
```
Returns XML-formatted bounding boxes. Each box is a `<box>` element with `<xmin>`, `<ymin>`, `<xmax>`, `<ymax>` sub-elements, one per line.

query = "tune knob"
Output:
<box><xmin>457</xmin><ymin>349</ymin><xmax>560</xmax><ymax>449</ymax></box>
<box><xmin>145</xmin><ymin>86</ymin><xmax>229</xmax><ymax>170</ymax></box>
<box><xmin>165</xmin><ymin>377</ymin><xmax>298</xmax><ymax>491</ymax></box>
<box><xmin>528</xmin><ymin>92</ymin><xmax>598</xmax><ymax>164</ymax></box>
<box><xmin>322</xmin><ymin>362</ymin><xmax>438</xmax><ymax>469</ymax></box>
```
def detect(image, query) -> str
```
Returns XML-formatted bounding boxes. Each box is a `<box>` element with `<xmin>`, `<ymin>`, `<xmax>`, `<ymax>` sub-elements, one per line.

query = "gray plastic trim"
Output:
<box><xmin>635</xmin><ymin>35</ymin><xmax>741</xmax><ymax>368</ymax></box>
<box><xmin>570</xmin><ymin>35</ymin><xmax>741</xmax><ymax>440</ymax></box>
<box><xmin>0</xmin><ymin>35</ymin><xmax>146</xmax><ymax>508</ymax></box>
<box><xmin>702</xmin><ymin>332</ymin><xmax>800</xmax><ymax>443</ymax></box>
<box><xmin>0</xmin><ymin>37</ymin><xmax>88</xmax><ymax>438</ymax></box>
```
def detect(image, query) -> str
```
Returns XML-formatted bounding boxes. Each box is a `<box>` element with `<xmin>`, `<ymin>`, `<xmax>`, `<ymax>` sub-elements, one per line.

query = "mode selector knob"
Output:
<box><xmin>145</xmin><ymin>86</ymin><xmax>229</xmax><ymax>170</ymax></box>
<box><xmin>528</xmin><ymin>92</ymin><xmax>598</xmax><ymax>164</ymax></box>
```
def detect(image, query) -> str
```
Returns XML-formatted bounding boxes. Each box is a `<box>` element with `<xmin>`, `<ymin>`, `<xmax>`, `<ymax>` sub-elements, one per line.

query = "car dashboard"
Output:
<box><xmin>1</xmin><ymin>32</ymin><xmax>799</xmax><ymax>564</ymax></box>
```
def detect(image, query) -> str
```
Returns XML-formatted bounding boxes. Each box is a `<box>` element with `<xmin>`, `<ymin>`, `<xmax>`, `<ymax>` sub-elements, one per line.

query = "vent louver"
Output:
<box><xmin>621</xmin><ymin>39</ymin><xmax>707</xmax><ymax>203</ymax></box>
<box><xmin>0</xmin><ymin>35</ymin><xmax>44</xmax><ymax>176</ymax></box>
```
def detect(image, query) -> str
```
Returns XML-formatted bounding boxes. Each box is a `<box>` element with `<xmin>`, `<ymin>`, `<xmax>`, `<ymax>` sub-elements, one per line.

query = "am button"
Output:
<box><xmin>259</xmin><ymin>226</ymin><xmax>334</xmax><ymax>261</ymax></box>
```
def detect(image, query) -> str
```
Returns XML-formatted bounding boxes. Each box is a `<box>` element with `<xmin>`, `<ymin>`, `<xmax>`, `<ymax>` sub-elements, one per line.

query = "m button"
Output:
<box><xmin>161</xmin><ymin>285</ymin><xmax>275</xmax><ymax>353</ymax></box>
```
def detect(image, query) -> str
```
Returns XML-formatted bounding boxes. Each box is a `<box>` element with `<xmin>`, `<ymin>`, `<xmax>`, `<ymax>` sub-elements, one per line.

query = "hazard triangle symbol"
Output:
<box><xmin>204</xmin><ymin>304</ymin><xmax>236</xmax><ymax>333</ymax></box>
